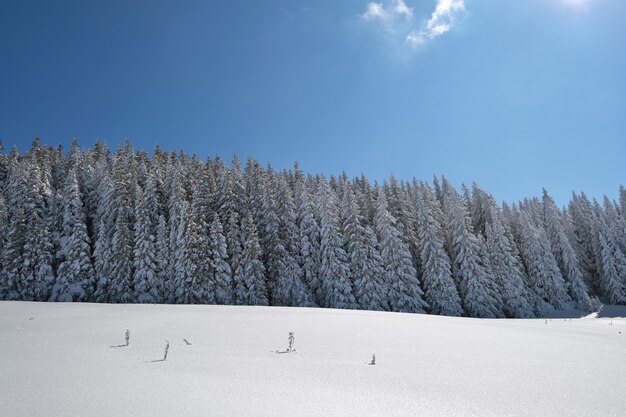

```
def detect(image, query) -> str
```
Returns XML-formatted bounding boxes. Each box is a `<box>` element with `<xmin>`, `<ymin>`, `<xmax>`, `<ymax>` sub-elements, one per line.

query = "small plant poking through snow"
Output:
<box><xmin>163</xmin><ymin>340</ymin><xmax>170</xmax><ymax>361</ymax></box>
<box><xmin>288</xmin><ymin>332</ymin><xmax>295</xmax><ymax>352</ymax></box>
<box><xmin>275</xmin><ymin>332</ymin><xmax>296</xmax><ymax>354</ymax></box>
<box><xmin>369</xmin><ymin>354</ymin><xmax>376</xmax><ymax>365</ymax></box>
<box><xmin>125</xmin><ymin>329</ymin><xmax>130</xmax><ymax>346</ymax></box>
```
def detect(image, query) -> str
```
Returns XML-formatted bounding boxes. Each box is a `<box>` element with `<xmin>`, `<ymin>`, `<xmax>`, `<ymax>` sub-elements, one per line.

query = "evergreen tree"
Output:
<box><xmin>415</xmin><ymin>184</ymin><xmax>462</xmax><ymax>316</ymax></box>
<box><xmin>318</xmin><ymin>180</ymin><xmax>356</xmax><ymax>309</ymax></box>
<box><xmin>209</xmin><ymin>215</ymin><xmax>232</xmax><ymax>304</ymax></box>
<box><xmin>516</xmin><ymin>210</ymin><xmax>571</xmax><ymax>312</ymax></box>
<box><xmin>375</xmin><ymin>188</ymin><xmax>428</xmax><ymax>314</ymax></box>
<box><xmin>341</xmin><ymin>181</ymin><xmax>387</xmax><ymax>311</ymax></box>
<box><xmin>173</xmin><ymin>202</ymin><xmax>195</xmax><ymax>303</ymax></box>
<box><xmin>569</xmin><ymin>192</ymin><xmax>600</xmax><ymax>291</ymax></box>
<box><xmin>443</xmin><ymin>187</ymin><xmax>503</xmax><ymax>318</ymax></box>
<box><xmin>483</xmin><ymin>203</ymin><xmax>534</xmax><ymax>318</ymax></box>
<box><xmin>1</xmin><ymin>208</ymin><xmax>26</xmax><ymax>300</ymax></box>
<box><xmin>543</xmin><ymin>189</ymin><xmax>593</xmax><ymax>311</ymax></box>
<box><xmin>295</xmin><ymin>176</ymin><xmax>322</xmax><ymax>305</ymax></box>
<box><xmin>155</xmin><ymin>215</ymin><xmax>172</xmax><ymax>302</ymax></box>
<box><xmin>133</xmin><ymin>186</ymin><xmax>160</xmax><ymax>303</ymax></box>
<box><xmin>235</xmin><ymin>212</ymin><xmax>269</xmax><ymax>305</ymax></box>
<box><xmin>25</xmin><ymin>206</ymin><xmax>55</xmax><ymax>301</ymax></box>
<box><xmin>592</xmin><ymin>213</ymin><xmax>626</xmax><ymax>304</ymax></box>
<box><xmin>51</xmin><ymin>170</ymin><xmax>95</xmax><ymax>302</ymax></box>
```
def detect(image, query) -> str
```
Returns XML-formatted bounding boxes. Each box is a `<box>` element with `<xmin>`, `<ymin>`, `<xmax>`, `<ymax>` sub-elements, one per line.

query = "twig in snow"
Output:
<box><xmin>163</xmin><ymin>340</ymin><xmax>170</xmax><ymax>361</ymax></box>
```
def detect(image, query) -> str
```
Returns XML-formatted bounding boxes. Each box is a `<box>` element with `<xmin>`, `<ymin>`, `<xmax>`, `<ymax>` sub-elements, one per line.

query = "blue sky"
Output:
<box><xmin>1</xmin><ymin>0</ymin><xmax>624</xmax><ymax>205</ymax></box>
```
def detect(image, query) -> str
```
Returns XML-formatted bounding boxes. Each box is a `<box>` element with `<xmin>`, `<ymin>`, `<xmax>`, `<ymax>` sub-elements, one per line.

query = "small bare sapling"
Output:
<box><xmin>288</xmin><ymin>332</ymin><xmax>295</xmax><ymax>352</ymax></box>
<box><xmin>163</xmin><ymin>340</ymin><xmax>170</xmax><ymax>361</ymax></box>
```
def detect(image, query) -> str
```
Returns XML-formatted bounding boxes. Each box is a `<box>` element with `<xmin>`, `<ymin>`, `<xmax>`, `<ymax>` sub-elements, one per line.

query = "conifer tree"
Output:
<box><xmin>155</xmin><ymin>215</ymin><xmax>172</xmax><ymax>302</ymax></box>
<box><xmin>375</xmin><ymin>188</ymin><xmax>428</xmax><ymax>314</ymax></box>
<box><xmin>235</xmin><ymin>212</ymin><xmax>269</xmax><ymax>305</ymax></box>
<box><xmin>543</xmin><ymin>190</ymin><xmax>593</xmax><ymax>311</ymax></box>
<box><xmin>133</xmin><ymin>186</ymin><xmax>160</xmax><ymax>303</ymax></box>
<box><xmin>415</xmin><ymin>184</ymin><xmax>462</xmax><ymax>316</ymax></box>
<box><xmin>569</xmin><ymin>192</ymin><xmax>600</xmax><ymax>292</ymax></box>
<box><xmin>317</xmin><ymin>180</ymin><xmax>356</xmax><ymax>309</ymax></box>
<box><xmin>516</xmin><ymin>210</ymin><xmax>571</xmax><ymax>312</ymax></box>
<box><xmin>295</xmin><ymin>176</ymin><xmax>322</xmax><ymax>305</ymax></box>
<box><xmin>483</xmin><ymin>203</ymin><xmax>534</xmax><ymax>318</ymax></box>
<box><xmin>592</xmin><ymin>213</ymin><xmax>626</xmax><ymax>304</ymax></box>
<box><xmin>443</xmin><ymin>188</ymin><xmax>503</xmax><ymax>318</ymax></box>
<box><xmin>51</xmin><ymin>170</ymin><xmax>95</xmax><ymax>302</ymax></box>
<box><xmin>173</xmin><ymin>202</ymin><xmax>196</xmax><ymax>303</ymax></box>
<box><xmin>341</xmin><ymin>181</ymin><xmax>387</xmax><ymax>311</ymax></box>
<box><xmin>1</xmin><ymin>208</ymin><xmax>26</xmax><ymax>300</ymax></box>
<box><xmin>209</xmin><ymin>215</ymin><xmax>232</xmax><ymax>305</ymax></box>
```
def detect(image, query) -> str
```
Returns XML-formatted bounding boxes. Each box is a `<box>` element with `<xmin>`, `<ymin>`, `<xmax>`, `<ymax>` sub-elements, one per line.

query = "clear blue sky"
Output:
<box><xmin>1</xmin><ymin>0</ymin><xmax>624</xmax><ymax>205</ymax></box>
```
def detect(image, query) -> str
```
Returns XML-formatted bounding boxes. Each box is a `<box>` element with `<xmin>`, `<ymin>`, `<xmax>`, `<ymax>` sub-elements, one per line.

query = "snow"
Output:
<box><xmin>1</xmin><ymin>301</ymin><xmax>624</xmax><ymax>417</ymax></box>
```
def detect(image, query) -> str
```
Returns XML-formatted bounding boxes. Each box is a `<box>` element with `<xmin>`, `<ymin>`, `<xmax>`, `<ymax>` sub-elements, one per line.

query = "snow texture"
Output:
<box><xmin>1</xmin><ymin>301</ymin><xmax>624</xmax><ymax>417</ymax></box>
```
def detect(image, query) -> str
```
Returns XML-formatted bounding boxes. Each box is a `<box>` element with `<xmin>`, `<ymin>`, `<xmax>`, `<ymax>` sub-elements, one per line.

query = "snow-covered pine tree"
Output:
<box><xmin>317</xmin><ymin>179</ymin><xmax>357</xmax><ymax>309</ymax></box>
<box><xmin>133</xmin><ymin>186</ymin><xmax>160</xmax><ymax>303</ymax></box>
<box><xmin>482</xmin><ymin>202</ymin><xmax>534</xmax><ymax>318</ymax></box>
<box><xmin>603</xmin><ymin>196</ymin><xmax>626</xmax><ymax>255</ymax></box>
<box><xmin>92</xmin><ymin>165</ymin><xmax>115</xmax><ymax>303</ymax></box>
<box><xmin>375</xmin><ymin>187</ymin><xmax>428</xmax><ymax>314</ymax></box>
<box><xmin>24</xmin><ymin>203</ymin><xmax>55</xmax><ymax>301</ymax></box>
<box><xmin>0</xmin><ymin>196</ymin><xmax>8</xmax><ymax>298</ymax></box>
<box><xmin>568</xmin><ymin>192</ymin><xmax>600</xmax><ymax>292</ymax></box>
<box><xmin>542</xmin><ymin>189</ymin><xmax>593</xmax><ymax>311</ymax></box>
<box><xmin>340</xmin><ymin>180</ymin><xmax>388</xmax><ymax>311</ymax></box>
<box><xmin>443</xmin><ymin>186</ymin><xmax>503</xmax><ymax>318</ymax></box>
<box><xmin>295</xmin><ymin>174</ymin><xmax>322</xmax><ymax>306</ymax></box>
<box><xmin>187</xmin><ymin>170</ymin><xmax>216</xmax><ymax>304</ymax></box>
<box><xmin>155</xmin><ymin>215</ymin><xmax>172</xmax><ymax>302</ymax></box>
<box><xmin>592</xmin><ymin>211</ymin><xmax>626</xmax><ymax>304</ymax></box>
<box><xmin>1</xmin><ymin>207</ymin><xmax>26</xmax><ymax>300</ymax></box>
<box><xmin>259</xmin><ymin>171</ymin><xmax>312</xmax><ymax>307</ymax></box>
<box><xmin>516</xmin><ymin>209</ymin><xmax>571</xmax><ymax>312</ymax></box>
<box><xmin>51</xmin><ymin>169</ymin><xmax>95</xmax><ymax>302</ymax></box>
<box><xmin>385</xmin><ymin>176</ymin><xmax>421</xmax><ymax>272</ymax></box>
<box><xmin>165</xmin><ymin>164</ymin><xmax>186</xmax><ymax>303</ymax></box>
<box><xmin>414</xmin><ymin>183</ymin><xmax>462</xmax><ymax>316</ymax></box>
<box><xmin>209</xmin><ymin>214</ymin><xmax>233</xmax><ymax>305</ymax></box>
<box><xmin>235</xmin><ymin>212</ymin><xmax>269</xmax><ymax>305</ymax></box>
<box><xmin>108</xmin><ymin>194</ymin><xmax>134</xmax><ymax>303</ymax></box>
<box><xmin>273</xmin><ymin>175</ymin><xmax>313</xmax><ymax>306</ymax></box>
<box><xmin>173</xmin><ymin>201</ymin><xmax>197</xmax><ymax>304</ymax></box>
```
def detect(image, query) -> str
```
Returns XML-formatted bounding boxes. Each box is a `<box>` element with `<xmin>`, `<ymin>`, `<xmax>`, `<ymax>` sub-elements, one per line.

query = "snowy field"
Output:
<box><xmin>1</xmin><ymin>302</ymin><xmax>624</xmax><ymax>417</ymax></box>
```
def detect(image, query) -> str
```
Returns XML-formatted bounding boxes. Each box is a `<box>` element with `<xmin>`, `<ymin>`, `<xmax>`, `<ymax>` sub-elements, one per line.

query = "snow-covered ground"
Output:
<box><xmin>1</xmin><ymin>302</ymin><xmax>624</xmax><ymax>417</ymax></box>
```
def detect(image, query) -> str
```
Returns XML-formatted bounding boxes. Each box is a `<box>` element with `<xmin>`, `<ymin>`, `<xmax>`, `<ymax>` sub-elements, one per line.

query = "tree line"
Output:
<box><xmin>0</xmin><ymin>138</ymin><xmax>624</xmax><ymax>317</ymax></box>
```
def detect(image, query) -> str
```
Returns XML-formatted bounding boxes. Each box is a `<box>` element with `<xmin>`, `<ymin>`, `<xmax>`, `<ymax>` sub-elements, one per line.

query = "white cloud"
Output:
<box><xmin>406</xmin><ymin>0</ymin><xmax>465</xmax><ymax>46</ymax></box>
<box><xmin>360</xmin><ymin>1</ymin><xmax>465</xmax><ymax>49</ymax></box>
<box><xmin>361</xmin><ymin>3</ymin><xmax>390</xmax><ymax>21</ymax></box>
<box><xmin>361</xmin><ymin>0</ymin><xmax>413</xmax><ymax>22</ymax></box>
<box><xmin>424</xmin><ymin>0</ymin><xmax>464</xmax><ymax>38</ymax></box>
<box><xmin>393</xmin><ymin>0</ymin><xmax>414</xmax><ymax>19</ymax></box>
<box><xmin>405</xmin><ymin>30</ymin><xmax>426</xmax><ymax>46</ymax></box>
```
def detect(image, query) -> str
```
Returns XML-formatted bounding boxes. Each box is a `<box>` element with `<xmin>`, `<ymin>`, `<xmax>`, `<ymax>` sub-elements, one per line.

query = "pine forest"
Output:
<box><xmin>1</xmin><ymin>138</ymin><xmax>624</xmax><ymax>318</ymax></box>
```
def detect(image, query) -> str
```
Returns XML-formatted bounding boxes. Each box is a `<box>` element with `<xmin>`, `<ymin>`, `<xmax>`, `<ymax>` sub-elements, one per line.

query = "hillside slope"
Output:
<box><xmin>0</xmin><ymin>302</ymin><xmax>624</xmax><ymax>417</ymax></box>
